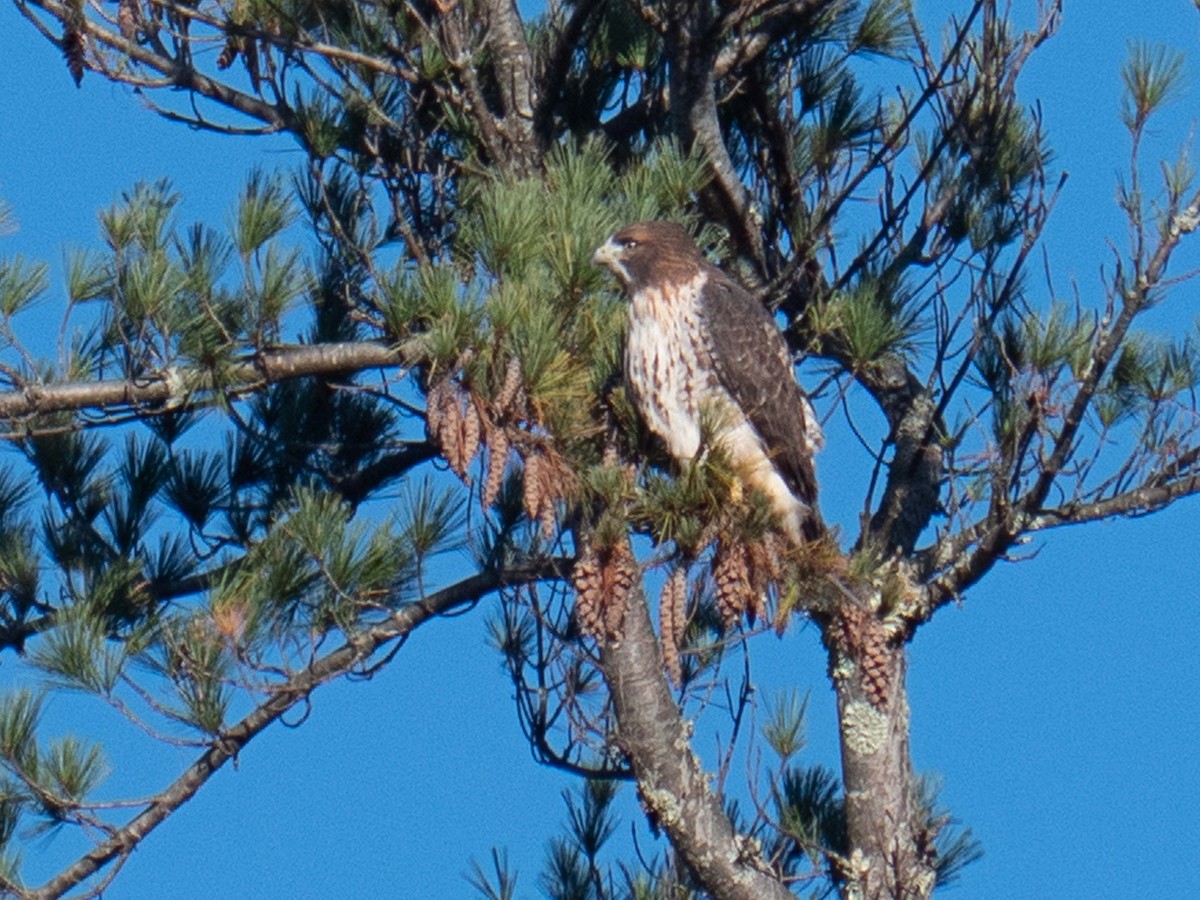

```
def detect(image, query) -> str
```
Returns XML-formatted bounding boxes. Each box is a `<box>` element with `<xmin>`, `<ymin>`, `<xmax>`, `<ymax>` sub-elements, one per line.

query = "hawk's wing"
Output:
<box><xmin>699</xmin><ymin>267</ymin><xmax>820</xmax><ymax>506</ymax></box>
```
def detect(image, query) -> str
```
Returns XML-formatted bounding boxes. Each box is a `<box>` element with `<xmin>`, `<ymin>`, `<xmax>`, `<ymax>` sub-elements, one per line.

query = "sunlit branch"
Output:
<box><xmin>0</xmin><ymin>341</ymin><xmax>411</xmax><ymax>421</ymax></box>
<box><xmin>1032</xmin><ymin>468</ymin><xmax>1200</xmax><ymax>529</ymax></box>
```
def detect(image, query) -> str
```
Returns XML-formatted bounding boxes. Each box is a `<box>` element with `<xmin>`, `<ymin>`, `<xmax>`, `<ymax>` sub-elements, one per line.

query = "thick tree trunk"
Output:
<box><xmin>828</xmin><ymin>603</ymin><xmax>936</xmax><ymax>899</ymax></box>
<box><xmin>599</xmin><ymin>591</ymin><xmax>792</xmax><ymax>900</ymax></box>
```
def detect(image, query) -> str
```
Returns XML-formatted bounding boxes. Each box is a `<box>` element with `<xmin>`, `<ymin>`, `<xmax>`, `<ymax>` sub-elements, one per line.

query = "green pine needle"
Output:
<box><xmin>852</xmin><ymin>0</ymin><xmax>912</xmax><ymax>58</ymax></box>
<box><xmin>0</xmin><ymin>256</ymin><xmax>48</xmax><ymax>319</ymax></box>
<box><xmin>466</xmin><ymin>847</ymin><xmax>519</xmax><ymax>900</ymax></box>
<box><xmin>764</xmin><ymin>689</ymin><xmax>810</xmax><ymax>760</ymax></box>
<box><xmin>564</xmin><ymin>779</ymin><xmax>619</xmax><ymax>861</ymax></box>
<box><xmin>399</xmin><ymin>477</ymin><xmax>465</xmax><ymax>566</ymax></box>
<box><xmin>776</xmin><ymin>764</ymin><xmax>846</xmax><ymax>857</ymax></box>
<box><xmin>43</xmin><ymin>735</ymin><xmax>108</xmax><ymax>805</ymax></box>
<box><xmin>99</xmin><ymin>180</ymin><xmax>179</xmax><ymax>255</ymax></box>
<box><xmin>233</xmin><ymin>169</ymin><xmax>296</xmax><ymax>257</ymax></box>
<box><xmin>0</xmin><ymin>691</ymin><xmax>42</xmax><ymax>774</ymax></box>
<box><xmin>28</xmin><ymin>605</ymin><xmax>126</xmax><ymax>695</ymax></box>
<box><xmin>1122</xmin><ymin>42</ymin><xmax>1185</xmax><ymax>134</ymax></box>
<box><xmin>64</xmin><ymin>249</ymin><xmax>111</xmax><ymax>305</ymax></box>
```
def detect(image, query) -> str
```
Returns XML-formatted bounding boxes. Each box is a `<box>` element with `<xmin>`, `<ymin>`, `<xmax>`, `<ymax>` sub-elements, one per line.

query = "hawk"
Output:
<box><xmin>593</xmin><ymin>220</ymin><xmax>823</xmax><ymax>543</ymax></box>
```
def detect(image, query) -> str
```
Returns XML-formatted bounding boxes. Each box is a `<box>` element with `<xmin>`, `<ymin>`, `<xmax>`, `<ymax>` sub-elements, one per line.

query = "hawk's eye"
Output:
<box><xmin>621</xmin><ymin>238</ymin><xmax>639</xmax><ymax>249</ymax></box>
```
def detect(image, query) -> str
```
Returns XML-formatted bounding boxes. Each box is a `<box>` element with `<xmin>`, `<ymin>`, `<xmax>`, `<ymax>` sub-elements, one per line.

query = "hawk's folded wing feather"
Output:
<box><xmin>699</xmin><ymin>269</ymin><xmax>821</xmax><ymax>509</ymax></box>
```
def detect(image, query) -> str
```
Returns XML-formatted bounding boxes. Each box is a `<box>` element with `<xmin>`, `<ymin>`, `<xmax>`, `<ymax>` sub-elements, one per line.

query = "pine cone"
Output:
<box><xmin>859</xmin><ymin>626</ymin><xmax>892</xmax><ymax>708</ymax></box>
<box><xmin>454</xmin><ymin>395</ymin><xmax>482</xmax><ymax>478</ymax></box>
<box><xmin>572</xmin><ymin>547</ymin><xmax>605</xmax><ymax>639</ymax></box>
<box><xmin>495</xmin><ymin>357</ymin><xmax>524</xmax><ymax>415</ymax></box>
<box><xmin>604</xmin><ymin>540</ymin><xmax>636</xmax><ymax>640</ymax></box>
<box><xmin>118</xmin><ymin>0</ymin><xmax>139</xmax><ymax>42</ymax></box>
<box><xmin>62</xmin><ymin>26</ymin><xmax>85</xmax><ymax>87</ymax></box>
<box><xmin>425</xmin><ymin>378</ymin><xmax>451</xmax><ymax>445</ymax></box>
<box><xmin>571</xmin><ymin>539</ymin><xmax>637</xmax><ymax>642</ymax></box>
<box><xmin>835</xmin><ymin>602</ymin><xmax>892</xmax><ymax>709</ymax></box>
<box><xmin>522</xmin><ymin>450</ymin><xmax>544</xmax><ymax>523</ymax></box>
<box><xmin>217</xmin><ymin>36</ymin><xmax>240</xmax><ymax>70</ymax></box>
<box><xmin>660</xmin><ymin>567</ymin><xmax>687</xmax><ymax>687</ymax></box>
<box><xmin>433</xmin><ymin>383</ymin><xmax>465</xmax><ymax>473</ymax></box>
<box><xmin>482</xmin><ymin>426</ymin><xmax>509</xmax><ymax>508</ymax></box>
<box><xmin>714</xmin><ymin>542</ymin><xmax>753</xmax><ymax>629</ymax></box>
<box><xmin>537</xmin><ymin>454</ymin><xmax>560</xmax><ymax>539</ymax></box>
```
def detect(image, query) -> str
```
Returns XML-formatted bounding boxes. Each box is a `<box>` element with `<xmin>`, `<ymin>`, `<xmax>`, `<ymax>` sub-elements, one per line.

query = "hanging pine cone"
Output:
<box><xmin>425</xmin><ymin>377</ymin><xmax>451</xmax><ymax>444</ymax></box>
<box><xmin>571</xmin><ymin>539</ymin><xmax>637</xmax><ymax>642</ymax></box>
<box><xmin>482</xmin><ymin>426</ymin><xmax>510</xmax><ymax>508</ymax></box>
<box><xmin>660</xmin><ymin>566</ymin><xmax>687</xmax><ymax>687</ymax></box>
<box><xmin>834</xmin><ymin>602</ymin><xmax>892</xmax><ymax>709</ymax></box>
<box><xmin>217</xmin><ymin>36</ymin><xmax>240</xmax><ymax>70</ymax></box>
<box><xmin>494</xmin><ymin>357</ymin><xmax>524</xmax><ymax>415</ymax></box>
<box><xmin>522</xmin><ymin>449</ymin><xmax>544</xmax><ymax>522</ymax></box>
<box><xmin>518</xmin><ymin>448</ymin><xmax>566</xmax><ymax>540</ymax></box>
<box><xmin>713</xmin><ymin>541</ymin><xmax>754</xmax><ymax>629</ymax></box>
<box><xmin>441</xmin><ymin>393</ymin><xmax>464</xmax><ymax>471</ymax></box>
<box><xmin>62</xmin><ymin>26</ymin><xmax>85</xmax><ymax>87</ymax></box>
<box><xmin>536</xmin><ymin>455</ymin><xmax>561</xmax><ymax>539</ymax></box>
<box><xmin>572</xmin><ymin>547</ymin><xmax>605</xmax><ymax>639</ymax></box>
<box><xmin>427</xmin><ymin>378</ymin><xmax>482</xmax><ymax>479</ymax></box>
<box><xmin>456</xmin><ymin>395</ymin><xmax>482</xmax><ymax>478</ymax></box>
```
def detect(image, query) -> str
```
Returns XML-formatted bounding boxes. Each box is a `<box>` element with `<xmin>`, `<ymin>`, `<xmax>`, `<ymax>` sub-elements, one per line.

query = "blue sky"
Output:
<box><xmin>1</xmin><ymin>1</ymin><xmax>1199</xmax><ymax>898</ymax></box>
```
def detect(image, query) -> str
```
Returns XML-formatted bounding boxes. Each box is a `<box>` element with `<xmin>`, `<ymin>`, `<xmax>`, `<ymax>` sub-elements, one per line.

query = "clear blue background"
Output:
<box><xmin>1</xmin><ymin>2</ymin><xmax>1198</xmax><ymax>897</ymax></box>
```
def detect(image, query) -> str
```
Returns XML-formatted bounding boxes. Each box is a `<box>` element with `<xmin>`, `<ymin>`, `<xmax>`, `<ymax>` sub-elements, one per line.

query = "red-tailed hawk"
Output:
<box><xmin>593</xmin><ymin>220</ymin><xmax>823</xmax><ymax>543</ymax></box>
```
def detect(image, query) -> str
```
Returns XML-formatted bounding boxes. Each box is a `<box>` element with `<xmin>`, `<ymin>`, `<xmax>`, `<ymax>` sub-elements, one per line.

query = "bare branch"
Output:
<box><xmin>18</xmin><ymin>0</ymin><xmax>294</xmax><ymax>132</ymax></box>
<box><xmin>1032</xmin><ymin>469</ymin><xmax>1200</xmax><ymax>530</ymax></box>
<box><xmin>712</xmin><ymin>0</ymin><xmax>829</xmax><ymax>79</ymax></box>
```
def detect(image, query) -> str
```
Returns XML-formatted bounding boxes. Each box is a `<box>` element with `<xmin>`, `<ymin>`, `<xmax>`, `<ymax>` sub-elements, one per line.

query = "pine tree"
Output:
<box><xmin>1</xmin><ymin>1</ymin><xmax>1198</xmax><ymax>897</ymax></box>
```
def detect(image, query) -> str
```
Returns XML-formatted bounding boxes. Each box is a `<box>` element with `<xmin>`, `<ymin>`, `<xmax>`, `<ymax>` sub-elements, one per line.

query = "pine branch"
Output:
<box><xmin>23</xmin><ymin>560</ymin><xmax>568</xmax><ymax>900</ymax></box>
<box><xmin>0</xmin><ymin>341</ymin><xmax>409</xmax><ymax>421</ymax></box>
<box><xmin>917</xmin><ymin>443</ymin><xmax>1200</xmax><ymax>620</ymax></box>
<box><xmin>712</xmin><ymin>0</ymin><xmax>828</xmax><ymax>78</ymax></box>
<box><xmin>597</xmin><ymin>589</ymin><xmax>792</xmax><ymax>900</ymax></box>
<box><xmin>331</xmin><ymin>442</ymin><xmax>439</xmax><ymax>507</ymax></box>
<box><xmin>926</xmin><ymin>184</ymin><xmax>1200</xmax><ymax>610</ymax></box>
<box><xmin>17</xmin><ymin>0</ymin><xmax>294</xmax><ymax>133</ymax></box>
<box><xmin>662</xmin><ymin>0</ymin><xmax>765</xmax><ymax>272</ymax></box>
<box><xmin>436</xmin><ymin>10</ymin><xmax>512</xmax><ymax>172</ymax></box>
<box><xmin>1032</xmin><ymin>470</ymin><xmax>1200</xmax><ymax>528</ymax></box>
<box><xmin>478</xmin><ymin>0</ymin><xmax>537</xmax><ymax>172</ymax></box>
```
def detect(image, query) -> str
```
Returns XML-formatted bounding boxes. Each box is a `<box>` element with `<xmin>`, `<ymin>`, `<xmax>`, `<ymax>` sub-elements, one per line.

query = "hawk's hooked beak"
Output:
<box><xmin>592</xmin><ymin>237</ymin><xmax>629</xmax><ymax>285</ymax></box>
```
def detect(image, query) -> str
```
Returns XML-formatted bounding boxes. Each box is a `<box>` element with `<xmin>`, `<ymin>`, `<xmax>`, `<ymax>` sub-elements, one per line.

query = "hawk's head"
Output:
<box><xmin>592</xmin><ymin>221</ymin><xmax>704</xmax><ymax>291</ymax></box>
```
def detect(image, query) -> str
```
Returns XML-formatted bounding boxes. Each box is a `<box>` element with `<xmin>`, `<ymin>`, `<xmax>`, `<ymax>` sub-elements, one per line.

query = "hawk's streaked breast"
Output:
<box><xmin>623</xmin><ymin>272</ymin><xmax>711</xmax><ymax>462</ymax></box>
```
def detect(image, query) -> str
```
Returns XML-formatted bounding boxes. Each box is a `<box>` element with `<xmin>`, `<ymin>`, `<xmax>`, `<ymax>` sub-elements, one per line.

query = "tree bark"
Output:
<box><xmin>0</xmin><ymin>341</ymin><xmax>408</xmax><ymax>419</ymax></box>
<box><xmin>599</xmin><ymin>591</ymin><xmax>791</xmax><ymax>900</ymax></box>
<box><xmin>663</xmin><ymin>0</ymin><xmax>765</xmax><ymax>271</ymax></box>
<box><xmin>828</xmin><ymin>600</ymin><xmax>936</xmax><ymax>899</ymax></box>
